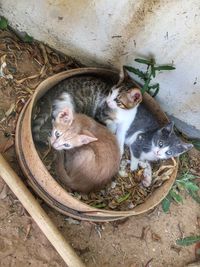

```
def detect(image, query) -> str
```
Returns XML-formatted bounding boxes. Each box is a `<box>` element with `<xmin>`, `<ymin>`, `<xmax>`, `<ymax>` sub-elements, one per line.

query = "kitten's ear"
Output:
<box><xmin>78</xmin><ymin>134</ymin><xmax>98</xmax><ymax>145</ymax></box>
<box><xmin>180</xmin><ymin>142</ymin><xmax>193</xmax><ymax>152</ymax></box>
<box><xmin>160</xmin><ymin>122</ymin><xmax>174</xmax><ymax>136</ymax></box>
<box><xmin>127</xmin><ymin>88</ymin><xmax>142</xmax><ymax>104</ymax></box>
<box><xmin>56</xmin><ymin>107</ymin><xmax>73</xmax><ymax>125</ymax></box>
<box><xmin>173</xmin><ymin>142</ymin><xmax>193</xmax><ymax>157</ymax></box>
<box><xmin>81</xmin><ymin>129</ymin><xmax>98</xmax><ymax>141</ymax></box>
<box><xmin>116</xmin><ymin>66</ymin><xmax>129</xmax><ymax>87</ymax></box>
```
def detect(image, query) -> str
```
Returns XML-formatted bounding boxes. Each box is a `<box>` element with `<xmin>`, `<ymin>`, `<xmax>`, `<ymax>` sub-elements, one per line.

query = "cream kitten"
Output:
<box><xmin>50</xmin><ymin>107</ymin><xmax>120</xmax><ymax>193</ymax></box>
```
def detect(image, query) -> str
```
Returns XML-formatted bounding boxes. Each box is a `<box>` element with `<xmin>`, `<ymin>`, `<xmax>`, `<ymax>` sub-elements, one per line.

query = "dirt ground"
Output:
<box><xmin>0</xmin><ymin>29</ymin><xmax>200</xmax><ymax>267</ymax></box>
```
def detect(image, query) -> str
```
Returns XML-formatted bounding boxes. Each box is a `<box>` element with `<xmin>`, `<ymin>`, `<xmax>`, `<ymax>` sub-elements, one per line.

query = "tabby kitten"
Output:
<box><xmin>50</xmin><ymin>107</ymin><xmax>120</xmax><ymax>193</ymax></box>
<box><xmin>32</xmin><ymin>75</ymin><xmax>112</xmax><ymax>143</ymax></box>
<box><xmin>125</xmin><ymin>104</ymin><xmax>193</xmax><ymax>187</ymax></box>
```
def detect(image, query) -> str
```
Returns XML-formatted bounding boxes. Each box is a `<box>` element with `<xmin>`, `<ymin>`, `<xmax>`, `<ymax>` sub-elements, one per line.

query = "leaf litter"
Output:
<box><xmin>0</xmin><ymin>27</ymin><xmax>81</xmax><ymax>142</ymax></box>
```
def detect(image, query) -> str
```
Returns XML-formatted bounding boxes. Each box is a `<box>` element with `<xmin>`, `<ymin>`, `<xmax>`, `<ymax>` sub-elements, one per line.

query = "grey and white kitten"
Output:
<box><xmin>125</xmin><ymin>104</ymin><xmax>193</xmax><ymax>187</ymax></box>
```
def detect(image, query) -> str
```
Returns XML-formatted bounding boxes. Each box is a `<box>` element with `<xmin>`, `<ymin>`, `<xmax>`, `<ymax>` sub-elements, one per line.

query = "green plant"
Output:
<box><xmin>191</xmin><ymin>140</ymin><xmax>200</xmax><ymax>151</ymax></box>
<box><xmin>0</xmin><ymin>17</ymin><xmax>8</xmax><ymax>30</ymax></box>
<box><xmin>162</xmin><ymin>171</ymin><xmax>200</xmax><ymax>213</ymax></box>
<box><xmin>0</xmin><ymin>16</ymin><xmax>33</xmax><ymax>43</ymax></box>
<box><xmin>124</xmin><ymin>58</ymin><xmax>175</xmax><ymax>97</ymax></box>
<box><xmin>22</xmin><ymin>33</ymin><xmax>33</xmax><ymax>43</ymax></box>
<box><xmin>176</xmin><ymin>236</ymin><xmax>200</xmax><ymax>246</ymax></box>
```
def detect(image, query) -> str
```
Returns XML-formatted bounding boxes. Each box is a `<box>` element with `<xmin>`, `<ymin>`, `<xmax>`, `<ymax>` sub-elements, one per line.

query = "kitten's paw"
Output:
<box><xmin>106</xmin><ymin>120</ymin><xmax>117</xmax><ymax>134</ymax></box>
<box><xmin>119</xmin><ymin>147</ymin><xmax>124</xmax><ymax>158</ymax></box>
<box><xmin>142</xmin><ymin>175</ymin><xmax>152</xmax><ymax>187</ymax></box>
<box><xmin>130</xmin><ymin>160</ymin><xmax>139</xmax><ymax>171</ymax></box>
<box><xmin>138</xmin><ymin>161</ymin><xmax>147</xmax><ymax>169</ymax></box>
<box><xmin>139</xmin><ymin>161</ymin><xmax>152</xmax><ymax>187</ymax></box>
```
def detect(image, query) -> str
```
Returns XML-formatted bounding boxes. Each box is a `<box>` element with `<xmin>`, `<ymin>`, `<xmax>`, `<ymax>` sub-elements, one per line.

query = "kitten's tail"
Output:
<box><xmin>32</xmin><ymin>97</ymin><xmax>52</xmax><ymax>144</ymax></box>
<box><xmin>56</xmin><ymin>151</ymin><xmax>73</xmax><ymax>187</ymax></box>
<box><xmin>32</xmin><ymin>112</ymin><xmax>51</xmax><ymax>143</ymax></box>
<box><xmin>32</xmin><ymin>92</ymin><xmax>73</xmax><ymax>144</ymax></box>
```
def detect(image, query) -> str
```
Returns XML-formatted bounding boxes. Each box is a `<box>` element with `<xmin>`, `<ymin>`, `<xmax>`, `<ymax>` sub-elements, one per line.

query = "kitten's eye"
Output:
<box><xmin>158</xmin><ymin>141</ymin><xmax>163</xmax><ymax>148</ymax></box>
<box><xmin>114</xmin><ymin>97</ymin><xmax>120</xmax><ymax>104</ymax></box>
<box><xmin>48</xmin><ymin>132</ymin><xmax>52</xmax><ymax>137</ymax></box>
<box><xmin>64</xmin><ymin>143</ymin><xmax>70</xmax><ymax>148</ymax></box>
<box><xmin>166</xmin><ymin>150</ymin><xmax>172</xmax><ymax>155</ymax></box>
<box><xmin>55</xmin><ymin>131</ymin><xmax>60</xmax><ymax>138</ymax></box>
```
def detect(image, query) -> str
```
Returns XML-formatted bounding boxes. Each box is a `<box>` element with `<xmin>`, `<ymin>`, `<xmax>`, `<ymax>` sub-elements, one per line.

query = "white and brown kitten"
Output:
<box><xmin>105</xmin><ymin>85</ymin><xmax>142</xmax><ymax>155</ymax></box>
<box><xmin>50</xmin><ymin>107</ymin><xmax>120</xmax><ymax>193</ymax></box>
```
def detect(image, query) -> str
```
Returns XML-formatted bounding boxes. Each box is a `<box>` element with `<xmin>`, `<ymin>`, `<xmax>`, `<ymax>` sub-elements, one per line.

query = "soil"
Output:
<box><xmin>0</xmin><ymin>28</ymin><xmax>200</xmax><ymax>267</ymax></box>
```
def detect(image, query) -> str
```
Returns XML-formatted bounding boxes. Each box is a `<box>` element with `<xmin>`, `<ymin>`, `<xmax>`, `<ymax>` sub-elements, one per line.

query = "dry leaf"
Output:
<box><xmin>170</xmin><ymin>245</ymin><xmax>182</xmax><ymax>254</ymax></box>
<box><xmin>0</xmin><ymin>184</ymin><xmax>8</xmax><ymax>199</ymax></box>
<box><xmin>24</xmin><ymin>221</ymin><xmax>32</xmax><ymax>241</ymax></box>
<box><xmin>197</xmin><ymin>217</ymin><xmax>200</xmax><ymax>228</ymax></box>
<box><xmin>177</xmin><ymin>222</ymin><xmax>185</xmax><ymax>239</ymax></box>
<box><xmin>64</xmin><ymin>217</ymin><xmax>80</xmax><ymax>225</ymax></box>
<box><xmin>195</xmin><ymin>242</ymin><xmax>200</xmax><ymax>260</ymax></box>
<box><xmin>0</xmin><ymin>54</ymin><xmax>6</xmax><ymax>66</ymax></box>
<box><xmin>186</xmin><ymin>263</ymin><xmax>200</xmax><ymax>267</ymax></box>
<box><xmin>0</xmin><ymin>138</ymin><xmax>14</xmax><ymax>153</ymax></box>
<box><xmin>52</xmin><ymin>63</ymin><xmax>66</xmax><ymax>72</ymax></box>
<box><xmin>0</xmin><ymin>55</ymin><xmax>13</xmax><ymax>79</ymax></box>
<box><xmin>141</xmin><ymin>226</ymin><xmax>150</xmax><ymax>240</ymax></box>
<box><xmin>15</xmin><ymin>74</ymin><xmax>40</xmax><ymax>84</ymax></box>
<box><xmin>4</xmin><ymin>103</ymin><xmax>15</xmax><ymax>118</ymax></box>
<box><xmin>39</xmin><ymin>43</ymin><xmax>49</xmax><ymax>65</ymax></box>
<box><xmin>144</xmin><ymin>258</ymin><xmax>153</xmax><ymax>267</ymax></box>
<box><xmin>151</xmin><ymin>231</ymin><xmax>162</xmax><ymax>242</ymax></box>
<box><xmin>112</xmin><ymin>218</ymin><xmax>129</xmax><ymax>228</ymax></box>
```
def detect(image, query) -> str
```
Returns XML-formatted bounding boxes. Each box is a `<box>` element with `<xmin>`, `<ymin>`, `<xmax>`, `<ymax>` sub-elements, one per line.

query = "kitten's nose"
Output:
<box><xmin>107</xmin><ymin>100</ymin><xmax>111</xmax><ymax>107</ymax></box>
<box><xmin>107</xmin><ymin>100</ymin><xmax>116</xmax><ymax>109</ymax></box>
<box><xmin>52</xmin><ymin>142</ymin><xmax>59</xmax><ymax>149</ymax></box>
<box><xmin>50</xmin><ymin>138</ymin><xmax>56</xmax><ymax>146</ymax></box>
<box><xmin>154</xmin><ymin>150</ymin><xmax>160</xmax><ymax>156</ymax></box>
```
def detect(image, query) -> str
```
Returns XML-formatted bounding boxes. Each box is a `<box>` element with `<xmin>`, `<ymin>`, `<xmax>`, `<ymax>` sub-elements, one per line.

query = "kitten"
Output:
<box><xmin>125</xmin><ymin>104</ymin><xmax>193</xmax><ymax>187</ymax></box>
<box><xmin>32</xmin><ymin>68</ymin><xmax>142</xmax><ymax>156</ymax></box>
<box><xmin>50</xmin><ymin>107</ymin><xmax>121</xmax><ymax>193</ymax></box>
<box><xmin>105</xmin><ymin>75</ymin><xmax>142</xmax><ymax>155</ymax></box>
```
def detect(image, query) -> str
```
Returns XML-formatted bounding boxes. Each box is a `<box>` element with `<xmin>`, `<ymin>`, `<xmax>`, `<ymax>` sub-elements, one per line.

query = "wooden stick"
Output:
<box><xmin>0</xmin><ymin>154</ymin><xmax>86</xmax><ymax>267</ymax></box>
